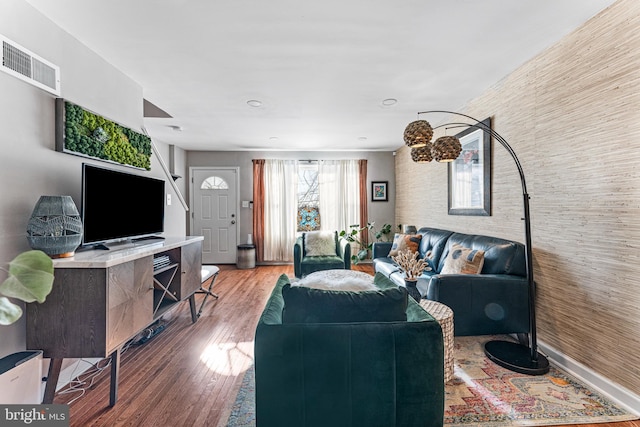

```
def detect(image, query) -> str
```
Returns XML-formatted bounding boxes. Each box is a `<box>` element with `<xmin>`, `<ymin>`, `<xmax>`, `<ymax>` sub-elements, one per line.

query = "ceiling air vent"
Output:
<box><xmin>1</xmin><ymin>34</ymin><xmax>60</xmax><ymax>96</ymax></box>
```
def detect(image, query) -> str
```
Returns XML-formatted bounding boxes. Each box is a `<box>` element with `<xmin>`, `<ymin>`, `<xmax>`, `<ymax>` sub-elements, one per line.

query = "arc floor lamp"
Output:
<box><xmin>404</xmin><ymin>110</ymin><xmax>549</xmax><ymax>375</ymax></box>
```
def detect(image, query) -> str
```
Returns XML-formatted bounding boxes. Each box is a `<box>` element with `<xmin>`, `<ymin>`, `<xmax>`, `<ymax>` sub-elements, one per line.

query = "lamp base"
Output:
<box><xmin>484</xmin><ymin>340</ymin><xmax>550</xmax><ymax>375</ymax></box>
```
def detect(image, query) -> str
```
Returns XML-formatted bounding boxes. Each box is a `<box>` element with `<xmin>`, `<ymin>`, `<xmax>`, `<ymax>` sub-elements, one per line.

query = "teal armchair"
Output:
<box><xmin>293</xmin><ymin>231</ymin><xmax>351</xmax><ymax>278</ymax></box>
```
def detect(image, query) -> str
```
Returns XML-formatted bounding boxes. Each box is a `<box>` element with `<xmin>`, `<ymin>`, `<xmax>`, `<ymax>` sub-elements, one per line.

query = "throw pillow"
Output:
<box><xmin>281</xmin><ymin>284</ymin><xmax>408</xmax><ymax>324</ymax></box>
<box><xmin>304</xmin><ymin>231</ymin><xmax>337</xmax><ymax>256</ymax></box>
<box><xmin>388</xmin><ymin>233</ymin><xmax>422</xmax><ymax>257</ymax></box>
<box><xmin>441</xmin><ymin>244</ymin><xmax>485</xmax><ymax>274</ymax></box>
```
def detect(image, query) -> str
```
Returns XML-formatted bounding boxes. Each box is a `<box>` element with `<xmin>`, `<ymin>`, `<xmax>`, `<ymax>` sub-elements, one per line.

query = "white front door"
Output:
<box><xmin>191</xmin><ymin>167</ymin><xmax>239</xmax><ymax>264</ymax></box>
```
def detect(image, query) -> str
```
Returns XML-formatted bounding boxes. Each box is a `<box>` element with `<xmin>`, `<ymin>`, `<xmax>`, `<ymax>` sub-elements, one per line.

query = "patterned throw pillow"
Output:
<box><xmin>304</xmin><ymin>231</ymin><xmax>337</xmax><ymax>256</ymax></box>
<box><xmin>441</xmin><ymin>244</ymin><xmax>485</xmax><ymax>274</ymax></box>
<box><xmin>388</xmin><ymin>233</ymin><xmax>422</xmax><ymax>257</ymax></box>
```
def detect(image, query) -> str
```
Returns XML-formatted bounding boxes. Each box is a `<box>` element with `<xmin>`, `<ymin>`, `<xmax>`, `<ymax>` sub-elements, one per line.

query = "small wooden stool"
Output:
<box><xmin>197</xmin><ymin>265</ymin><xmax>220</xmax><ymax>317</ymax></box>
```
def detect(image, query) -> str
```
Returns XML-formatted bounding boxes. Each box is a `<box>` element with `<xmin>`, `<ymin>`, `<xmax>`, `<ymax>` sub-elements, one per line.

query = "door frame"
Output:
<box><xmin>189</xmin><ymin>166</ymin><xmax>241</xmax><ymax>261</ymax></box>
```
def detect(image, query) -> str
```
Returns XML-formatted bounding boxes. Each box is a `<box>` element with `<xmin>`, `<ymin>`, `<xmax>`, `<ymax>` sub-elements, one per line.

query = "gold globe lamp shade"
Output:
<box><xmin>403</xmin><ymin>120</ymin><xmax>433</xmax><ymax>148</ymax></box>
<box><xmin>410</xmin><ymin>144</ymin><xmax>433</xmax><ymax>163</ymax></box>
<box><xmin>432</xmin><ymin>135</ymin><xmax>462</xmax><ymax>162</ymax></box>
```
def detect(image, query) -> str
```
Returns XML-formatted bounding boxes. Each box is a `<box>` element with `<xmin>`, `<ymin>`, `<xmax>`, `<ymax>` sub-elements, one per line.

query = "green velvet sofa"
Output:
<box><xmin>254</xmin><ymin>273</ymin><xmax>445</xmax><ymax>427</ymax></box>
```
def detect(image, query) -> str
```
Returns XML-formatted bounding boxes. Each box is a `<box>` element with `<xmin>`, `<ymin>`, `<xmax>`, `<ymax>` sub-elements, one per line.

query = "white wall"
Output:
<box><xmin>0</xmin><ymin>0</ymin><xmax>186</xmax><ymax>357</ymax></box>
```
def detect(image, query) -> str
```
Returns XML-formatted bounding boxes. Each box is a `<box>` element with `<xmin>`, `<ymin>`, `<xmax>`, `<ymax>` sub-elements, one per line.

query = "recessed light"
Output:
<box><xmin>269</xmin><ymin>136</ymin><xmax>279</xmax><ymax>141</ymax></box>
<box><xmin>247</xmin><ymin>100</ymin><xmax>263</xmax><ymax>107</ymax></box>
<box><xmin>382</xmin><ymin>98</ymin><xmax>398</xmax><ymax>106</ymax></box>
<box><xmin>358</xmin><ymin>136</ymin><xmax>368</xmax><ymax>141</ymax></box>
<box><xmin>168</xmin><ymin>125</ymin><xmax>183</xmax><ymax>132</ymax></box>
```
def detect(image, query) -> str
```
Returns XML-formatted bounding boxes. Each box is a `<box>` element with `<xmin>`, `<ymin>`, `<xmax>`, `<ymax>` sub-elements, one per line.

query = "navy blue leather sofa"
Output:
<box><xmin>373</xmin><ymin>227</ymin><xmax>530</xmax><ymax>336</ymax></box>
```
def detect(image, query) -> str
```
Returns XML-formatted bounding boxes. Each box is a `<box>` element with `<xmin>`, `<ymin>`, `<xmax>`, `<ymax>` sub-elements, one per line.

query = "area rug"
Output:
<box><xmin>226</xmin><ymin>335</ymin><xmax>638</xmax><ymax>426</ymax></box>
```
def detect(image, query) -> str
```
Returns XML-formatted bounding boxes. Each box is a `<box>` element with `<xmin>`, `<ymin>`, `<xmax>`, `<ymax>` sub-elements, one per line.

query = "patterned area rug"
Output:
<box><xmin>226</xmin><ymin>335</ymin><xmax>637</xmax><ymax>426</ymax></box>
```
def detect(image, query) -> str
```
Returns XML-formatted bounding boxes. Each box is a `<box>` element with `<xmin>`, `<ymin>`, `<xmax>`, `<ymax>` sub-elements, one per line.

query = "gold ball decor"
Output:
<box><xmin>432</xmin><ymin>136</ymin><xmax>462</xmax><ymax>162</ymax></box>
<box><xmin>410</xmin><ymin>144</ymin><xmax>433</xmax><ymax>163</ymax></box>
<box><xmin>403</xmin><ymin>120</ymin><xmax>433</xmax><ymax>148</ymax></box>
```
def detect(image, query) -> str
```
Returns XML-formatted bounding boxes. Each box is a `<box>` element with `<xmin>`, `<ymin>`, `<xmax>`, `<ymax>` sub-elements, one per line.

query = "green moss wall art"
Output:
<box><xmin>55</xmin><ymin>98</ymin><xmax>152</xmax><ymax>170</ymax></box>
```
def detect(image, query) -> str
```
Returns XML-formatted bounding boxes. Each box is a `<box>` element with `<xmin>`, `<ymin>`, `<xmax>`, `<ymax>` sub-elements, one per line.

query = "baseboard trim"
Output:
<box><xmin>538</xmin><ymin>339</ymin><xmax>640</xmax><ymax>416</ymax></box>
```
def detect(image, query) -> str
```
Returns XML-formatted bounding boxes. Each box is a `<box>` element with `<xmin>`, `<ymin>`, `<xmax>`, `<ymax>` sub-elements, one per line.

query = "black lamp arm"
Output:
<box><xmin>426</xmin><ymin>114</ymin><xmax>527</xmax><ymax>195</ymax></box>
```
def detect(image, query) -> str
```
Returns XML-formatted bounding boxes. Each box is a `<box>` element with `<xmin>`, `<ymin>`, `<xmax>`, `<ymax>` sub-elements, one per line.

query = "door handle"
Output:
<box><xmin>231</xmin><ymin>220</ymin><xmax>236</xmax><ymax>225</ymax></box>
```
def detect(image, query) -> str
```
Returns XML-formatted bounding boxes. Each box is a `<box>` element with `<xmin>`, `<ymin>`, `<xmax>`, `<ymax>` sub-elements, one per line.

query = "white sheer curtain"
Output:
<box><xmin>318</xmin><ymin>160</ymin><xmax>360</xmax><ymax>233</ymax></box>
<box><xmin>263</xmin><ymin>159</ymin><xmax>298</xmax><ymax>261</ymax></box>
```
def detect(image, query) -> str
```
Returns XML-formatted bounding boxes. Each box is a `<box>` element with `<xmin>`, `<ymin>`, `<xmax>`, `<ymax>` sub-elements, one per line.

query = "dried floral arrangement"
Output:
<box><xmin>391</xmin><ymin>249</ymin><xmax>432</xmax><ymax>281</ymax></box>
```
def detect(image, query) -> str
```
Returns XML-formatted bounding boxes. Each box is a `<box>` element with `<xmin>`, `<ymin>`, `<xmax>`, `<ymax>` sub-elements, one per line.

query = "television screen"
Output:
<box><xmin>81</xmin><ymin>163</ymin><xmax>165</xmax><ymax>246</ymax></box>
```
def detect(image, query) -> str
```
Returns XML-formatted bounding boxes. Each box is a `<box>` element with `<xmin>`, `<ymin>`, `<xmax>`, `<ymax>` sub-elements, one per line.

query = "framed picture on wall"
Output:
<box><xmin>448</xmin><ymin>117</ymin><xmax>491</xmax><ymax>216</ymax></box>
<box><xmin>371</xmin><ymin>181</ymin><xmax>388</xmax><ymax>202</ymax></box>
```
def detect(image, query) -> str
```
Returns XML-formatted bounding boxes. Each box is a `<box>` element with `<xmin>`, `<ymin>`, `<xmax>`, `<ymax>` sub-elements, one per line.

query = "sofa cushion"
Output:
<box><xmin>389</xmin><ymin>233</ymin><xmax>422</xmax><ymax>256</ymax></box>
<box><xmin>441</xmin><ymin>244</ymin><xmax>485</xmax><ymax>274</ymax></box>
<box><xmin>417</xmin><ymin>228</ymin><xmax>455</xmax><ymax>272</ymax></box>
<box><xmin>442</xmin><ymin>232</ymin><xmax>526</xmax><ymax>276</ymax></box>
<box><xmin>281</xmin><ymin>281</ymin><xmax>408</xmax><ymax>324</ymax></box>
<box><xmin>304</xmin><ymin>231</ymin><xmax>337</xmax><ymax>256</ymax></box>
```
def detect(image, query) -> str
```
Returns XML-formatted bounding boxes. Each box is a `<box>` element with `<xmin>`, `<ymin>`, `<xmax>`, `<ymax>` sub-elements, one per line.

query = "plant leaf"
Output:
<box><xmin>0</xmin><ymin>296</ymin><xmax>23</xmax><ymax>325</ymax></box>
<box><xmin>0</xmin><ymin>250</ymin><xmax>54</xmax><ymax>303</ymax></box>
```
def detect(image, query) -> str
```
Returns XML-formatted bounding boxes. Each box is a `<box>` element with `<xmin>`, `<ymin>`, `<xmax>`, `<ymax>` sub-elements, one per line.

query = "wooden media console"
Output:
<box><xmin>26</xmin><ymin>236</ymin><xmax>204</xmax><ymax>406</ymax></box>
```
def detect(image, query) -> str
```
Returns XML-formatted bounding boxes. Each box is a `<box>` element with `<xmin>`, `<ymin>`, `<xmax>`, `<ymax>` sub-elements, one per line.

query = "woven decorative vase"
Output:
<box><xmin>404</xmin><ymin>279</ymin><xmax>421</xmax><ymax>302</ymax></box>
<box><xmin>27</xmin><ymin>195</ymin><xmax>83</xmax><ymax>258</ymax></box>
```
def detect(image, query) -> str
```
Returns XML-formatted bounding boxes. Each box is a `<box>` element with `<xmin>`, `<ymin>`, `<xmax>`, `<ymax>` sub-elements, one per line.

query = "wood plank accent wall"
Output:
<box><xmin>395</xmin><ymin>0</ymin><xmax>640</xmax><ymax>395</ymax></box>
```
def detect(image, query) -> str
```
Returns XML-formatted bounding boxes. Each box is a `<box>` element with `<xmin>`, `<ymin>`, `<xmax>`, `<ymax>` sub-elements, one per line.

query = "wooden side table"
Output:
<box><xmin>419</xmin><ymin>300</ymin><xmax>454</xmax><ymax>383</ymax></box>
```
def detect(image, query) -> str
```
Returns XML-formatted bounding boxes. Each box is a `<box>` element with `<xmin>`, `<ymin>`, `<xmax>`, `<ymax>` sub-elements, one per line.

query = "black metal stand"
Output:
<box><xmin>419</xmin><ymin>110</ymin><xmax>550</xmax><ymax>375</ymax></box>
<box><xmin>484</xmin><ymin>340</ymin><xmax>549</xmax><ymax>375</ymax></box>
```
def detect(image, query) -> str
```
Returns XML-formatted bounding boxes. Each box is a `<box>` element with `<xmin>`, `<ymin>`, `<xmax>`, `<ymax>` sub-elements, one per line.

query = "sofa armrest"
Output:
<box><xmin>372</xmin><ymin>241</ymin><xmax>393</xmax><ymax>259</ymax></box>
<box><xmin>338</xmin><ymin>238</ymin><xmax>352</xmax><ymax>269</ymax></box>
<box><xmin>422</xmin><ymin>273</ymin><xmax>530</xmax><ymax>336</ymax></box>
<box><xmin>293</xmin><ymin>237</ymin><xmax>303</xmax><ymax>278</ymax></box>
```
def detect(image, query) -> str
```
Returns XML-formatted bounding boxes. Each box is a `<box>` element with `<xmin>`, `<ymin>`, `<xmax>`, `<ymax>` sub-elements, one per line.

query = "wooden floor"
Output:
<box><xmin>54</xmin><ymin>264</ymin><xmax>639</xmax><ymax>427</ymax></box>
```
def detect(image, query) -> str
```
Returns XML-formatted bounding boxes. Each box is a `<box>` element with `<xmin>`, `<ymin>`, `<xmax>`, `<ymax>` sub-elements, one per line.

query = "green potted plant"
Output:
<box><xmin>339</xmin><ymin>222</ymin><xmax>393</xmax><ymax>264</ymax></box>
<box><xmin>0</xmin><ymin>250</ymin><xmax>54</xmax><ymax>325</ymax></box>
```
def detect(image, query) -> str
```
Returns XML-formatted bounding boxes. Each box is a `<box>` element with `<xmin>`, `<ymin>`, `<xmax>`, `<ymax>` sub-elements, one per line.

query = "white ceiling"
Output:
<box><xmin>26</xmin><ymin>0</ymin><xmax>616</xmax><ymax>152</ymax></box>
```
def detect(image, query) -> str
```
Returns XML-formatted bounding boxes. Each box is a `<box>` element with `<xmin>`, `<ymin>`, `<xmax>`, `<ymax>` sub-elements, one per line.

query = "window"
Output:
<box><xmin>200</xmin><ymin>176</ymin><xmax>229</xmax><ymax>190</ymax></box>
<box><xmin>297</xmin><ymin>163</ymin><xmax>320</xmax><ymax>231</ymax></box>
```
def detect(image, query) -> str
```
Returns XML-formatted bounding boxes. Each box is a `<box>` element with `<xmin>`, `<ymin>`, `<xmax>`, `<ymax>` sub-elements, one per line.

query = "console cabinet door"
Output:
<box><xmin>179</xmin><ymin>241</ymin><xmax>202</xmax><ymax>299</ymax></box>
<box><xmin>27</xmin><ymin>267</ymin><xmax>108</xmax><ymax>358</ymax></box>
<box><xmin>107</xmin><ymin>257</ymin><xmax>154</xmax><ymax>352</ymax></box>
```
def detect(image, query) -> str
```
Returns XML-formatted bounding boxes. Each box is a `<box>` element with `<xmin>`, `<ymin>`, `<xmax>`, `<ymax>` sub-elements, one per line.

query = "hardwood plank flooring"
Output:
<box><xmin>53</xmin><ymin>264</ymin><xmax>639</xmax><ymax>427</ymax></box>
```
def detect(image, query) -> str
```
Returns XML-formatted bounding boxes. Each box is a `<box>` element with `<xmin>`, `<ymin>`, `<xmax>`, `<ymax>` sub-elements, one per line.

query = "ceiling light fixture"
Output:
<box><xmin>247</xmin><ymin>100</ymin><xmax>262</xmax><ymax>107</ymax></box>
<box><xmin>382</xmin><ymin>98</ymin><xmax>398</xmax><ymax>106</ymax></box>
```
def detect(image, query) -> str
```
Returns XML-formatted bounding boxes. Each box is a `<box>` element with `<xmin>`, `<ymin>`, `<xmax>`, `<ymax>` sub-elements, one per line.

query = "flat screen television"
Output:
<box><xmin>81</xmin><ymin>163</ymin><xmax>165</xmax><ymax>247</ymax></box>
